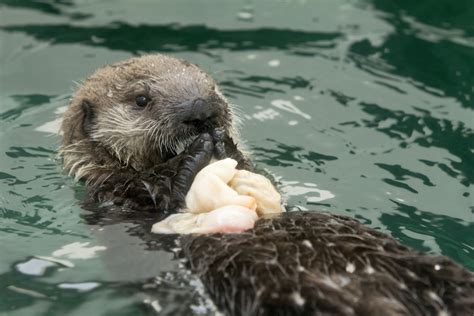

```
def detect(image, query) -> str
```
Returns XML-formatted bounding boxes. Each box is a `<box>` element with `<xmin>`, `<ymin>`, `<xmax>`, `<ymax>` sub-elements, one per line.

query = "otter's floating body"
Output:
<box><xmin>60</xmin><ymin>54</ymin><xmax>474</xmax><ymax>316</ymax></box>
<box><xmin>181</xmin><ymin>211</ymin><xmax>474</xmax><ymax>316</ymax></box>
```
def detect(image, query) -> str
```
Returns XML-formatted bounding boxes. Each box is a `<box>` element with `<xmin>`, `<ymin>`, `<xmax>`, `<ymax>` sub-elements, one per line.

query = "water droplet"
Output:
<box><xmin>365</xmin><ymin>266</ymin><xmax>375</xmax><ymax>274</ymax></box>
<box><xmin>291</xmin><ymin>292</ymin><xmax>305</xmax><ymax>306</ymax></box>
<box><xmin>302</xmin><ymin>240</ymin><xmax>313</xmax><ymax>249</ymax></box>
<box><xmin>346</xmin><ymin>263</ymin><xmax>356</xmax><ymax>273</ymax></box>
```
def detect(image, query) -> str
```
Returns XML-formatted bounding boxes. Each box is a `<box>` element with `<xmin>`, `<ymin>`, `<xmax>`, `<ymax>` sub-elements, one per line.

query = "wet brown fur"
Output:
<box><xmin>182</xmin><ymin>211</ymin><xmax>474</xmax><ymax>316</ymax></box>
<box><xmin>60</xmin><ymin>54</ymin><xmax>251</xmax><ymax>212</ymax></box>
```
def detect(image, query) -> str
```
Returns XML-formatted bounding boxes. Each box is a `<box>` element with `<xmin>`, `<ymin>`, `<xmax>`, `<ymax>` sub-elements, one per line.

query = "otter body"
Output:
<box><xmin>182</xmin><ymin>212</ymin><xmax>474</xmax><ymax>316</ymax></box>
<box><xmin>62</xmin><ymin>55</ymin><xmax>474</xmax><ymax>316</ymax></box>
<box><xmin>60</xmin><ymin>54</ymin><xmax>251</xmax><ymax>214</ymax></box>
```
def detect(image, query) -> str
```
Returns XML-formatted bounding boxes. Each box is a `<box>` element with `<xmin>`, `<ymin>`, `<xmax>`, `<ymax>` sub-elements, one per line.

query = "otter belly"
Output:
<box><xmin>180</xmin><ymin>211</ymin><xmax>474</xmax><ymax>316</ymax></box>
<box><xmin>151</xmin><ymin>158</ymin><xmax>282</xmax><ymax>234</ymax></box>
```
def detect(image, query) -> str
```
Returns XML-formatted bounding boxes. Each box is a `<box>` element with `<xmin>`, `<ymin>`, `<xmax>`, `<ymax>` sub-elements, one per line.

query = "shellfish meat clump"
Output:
<box><xmin>151</xmin><ymin>158</ymin><xmax>282</xmax><ymax>234</ymax></box>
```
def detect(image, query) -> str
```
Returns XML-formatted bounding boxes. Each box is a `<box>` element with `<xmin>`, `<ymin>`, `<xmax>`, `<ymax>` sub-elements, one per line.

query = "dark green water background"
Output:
<box><xmin>0</xmin><ymin>0</ymin><xmax>473</xmax><ymax>315</ymax></box>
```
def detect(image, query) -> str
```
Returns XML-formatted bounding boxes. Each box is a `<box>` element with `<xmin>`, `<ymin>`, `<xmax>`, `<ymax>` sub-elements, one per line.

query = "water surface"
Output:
<box><xmin>0</xmin><ymin>0</ymin><xmax>473</xmax><ymax>315</ymax></box>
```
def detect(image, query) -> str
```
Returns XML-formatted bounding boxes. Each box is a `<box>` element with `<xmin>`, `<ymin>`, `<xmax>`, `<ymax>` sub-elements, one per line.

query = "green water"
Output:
<box><xmin>0</xmin><ymin>0</ymin><xmax>473</xmax><ymax>315</ymax></box>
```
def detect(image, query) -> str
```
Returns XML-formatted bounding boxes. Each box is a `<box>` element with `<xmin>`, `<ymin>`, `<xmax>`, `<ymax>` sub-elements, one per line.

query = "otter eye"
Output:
<box><xmin>135</xmin><ymin>95</ymin><xmax>150</xmax><ymax>107</ymax></box>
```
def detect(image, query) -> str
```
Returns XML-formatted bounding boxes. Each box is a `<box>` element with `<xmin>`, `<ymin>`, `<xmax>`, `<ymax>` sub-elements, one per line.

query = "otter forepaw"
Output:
<box><xmin>186</xmin><ymin>132</ymin><xmax>214</xmax><ymax>155</ymax></box>
<box><xmin>211</xmin><ymin>128</ymin><xmax>228</xmax><ymax>160</ymax></box>
<box><xmin>211</xmin><ymin>128</ymin><xmax>254</xmax><ymax>171</ymax></box>
<box><xmin>172</xmin><ymin>133</ymin><xmax>214</xmax><ymax>197</ymax></box>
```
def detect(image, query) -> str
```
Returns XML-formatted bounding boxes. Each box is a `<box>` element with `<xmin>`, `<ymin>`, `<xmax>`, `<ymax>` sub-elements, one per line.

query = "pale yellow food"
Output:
<box><xmin>229</xmin><ymin>169</ymin><xmax>282</xmax><ymax>216</ymax></box>
<box><xmin>151</xmin><ymin>158</ymin><xmax>282</xmax><ymax>234</ymax></box>
<box><xmin>185</xmin><ymin>158</ymin><xmax>257</xmax><ymax>213</ymax></box>
<box><xmin>151</xmin><ymin>205</ymin><xmax>258</xmax><ymax>234</ymax></box>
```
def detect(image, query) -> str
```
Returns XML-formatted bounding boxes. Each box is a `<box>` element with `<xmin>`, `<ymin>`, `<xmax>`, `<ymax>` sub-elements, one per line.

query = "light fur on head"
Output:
<box><xmin>60</xmin><ymin>54</ymin><xmax>240</xmax><ymax>184</ymax></box>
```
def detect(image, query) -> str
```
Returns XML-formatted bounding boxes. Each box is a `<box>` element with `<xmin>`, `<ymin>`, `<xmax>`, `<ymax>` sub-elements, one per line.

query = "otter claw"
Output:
<box><xmin>211</xmin><ymin>128</ymin><xmax>231</xmax><ymax>159</ymax></box>
<box><xmin>171</xmin><ymin>133</ymin><xmax>214</xmax><ymax>202</ymax></box>
<box><xmin>211</xmin><ymin>128</ymin><xmax>226</xmax><ymax>143</ymax></box>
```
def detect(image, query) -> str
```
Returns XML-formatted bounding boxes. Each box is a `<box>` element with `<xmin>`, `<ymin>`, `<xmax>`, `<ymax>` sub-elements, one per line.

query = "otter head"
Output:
<box><xmin>60</xmin><ymin>54</ymin><xmax>237</xmax><ymax>179</ymax></box>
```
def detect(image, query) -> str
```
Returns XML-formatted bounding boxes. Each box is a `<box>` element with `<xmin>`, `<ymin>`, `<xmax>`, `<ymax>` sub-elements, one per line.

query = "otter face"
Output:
<box><xmin>62</xmin><ymin>54</ymin><xmax>237</xmax><ymax>170</ymax></box>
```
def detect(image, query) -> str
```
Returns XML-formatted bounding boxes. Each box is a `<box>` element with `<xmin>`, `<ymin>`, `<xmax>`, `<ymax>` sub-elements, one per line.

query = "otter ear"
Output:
<box><xmin>81</xmin><ymin>100</ymin><xmax>95</xmax><ymax>135</ymax></box>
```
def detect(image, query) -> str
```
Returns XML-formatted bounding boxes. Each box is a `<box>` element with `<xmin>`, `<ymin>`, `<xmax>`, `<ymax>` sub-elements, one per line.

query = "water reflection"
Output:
<box><xmin>358</xmin><ymin>102</ymin><xmax>473</xmax><ymax>185</ymax></box>
<box><xmin>253</xmin><ymin>140</ymin><xmax>338</xmax><ymax>172</ymax></box>
<box><xmin>0</xmin><ymin>95</ymin><xmax>54</xmax><ymax>121</ymax></box>
<box><xmin>375</xmin><ymin>162</ymin><xmax>435</xmax><ymax>194</ymax></box>
<box><xmin>381</xmin><ymin>200</ymin><xmax>474</xmax><ymax>271</ymax></box>
<box><xmin>0</xmin><ymin>23</ymin><xmax>342</xmax><ymax>56</ymax></box>
<box><xmin>1</xmin><ymin>0</ymin><xmax>473</xmax><ymax>314</ymax></box>
<box><xmin>354</xmin><ymin>0</ymin><xmax>474</xmax><ymax>108</ymax></box>
<box><xmin>0</xmin><ymin>0</ymin><xmax>91</xmax><ymax>20</ymax></box>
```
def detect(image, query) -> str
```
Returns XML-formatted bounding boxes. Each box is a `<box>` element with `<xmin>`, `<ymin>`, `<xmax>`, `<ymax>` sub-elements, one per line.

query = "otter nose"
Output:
<box><xmin>183</xmin><ymin>99</ymin><xmax>217</xmax><ymax>127</ymax></box>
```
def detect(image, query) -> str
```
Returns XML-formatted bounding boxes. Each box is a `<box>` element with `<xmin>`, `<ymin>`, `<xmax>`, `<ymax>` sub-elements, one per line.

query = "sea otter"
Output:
<box><xmin>60</xmin><ymin>54</ymin><xmax>252</xmax><ymax>215</ymax></box>
<box><xmin>61</xmin><ymin>55</ymin><xmax>474</xmax><ymax>315</ymax></box>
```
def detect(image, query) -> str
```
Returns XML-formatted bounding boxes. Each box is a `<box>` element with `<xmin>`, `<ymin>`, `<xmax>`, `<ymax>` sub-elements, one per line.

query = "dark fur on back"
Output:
<box><xmin>181</xmin><ymin>212</ymin><xmax>474</xmax><ymax>316</ymax></box>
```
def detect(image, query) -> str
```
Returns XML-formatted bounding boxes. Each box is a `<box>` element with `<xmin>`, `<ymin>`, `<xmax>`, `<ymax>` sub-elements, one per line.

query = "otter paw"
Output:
<box><xmin>172</xmin><ymin>133</ymin><xmax>214</xmax><ymax>194</ymax></box>
<box><xmin>211</xmin><ymin>128</ymin><xmax>230</xmax><ymax>159</ymax></box>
